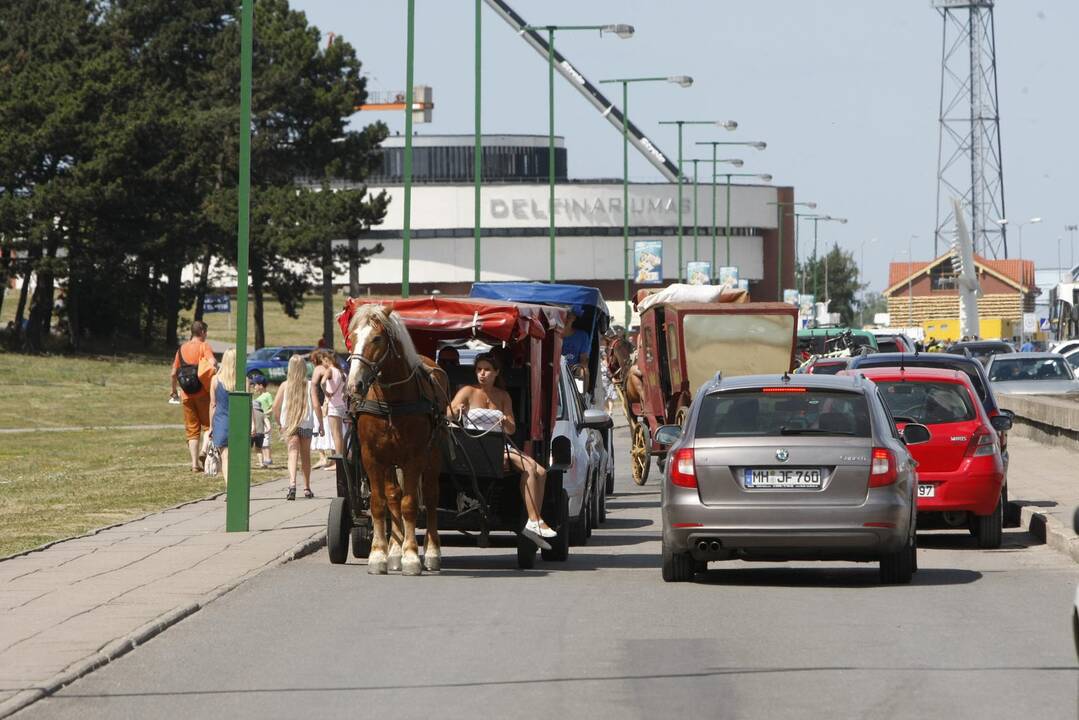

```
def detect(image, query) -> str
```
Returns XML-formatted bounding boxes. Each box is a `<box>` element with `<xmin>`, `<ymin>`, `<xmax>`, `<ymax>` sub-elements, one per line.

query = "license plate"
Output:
<box><xmin>743</xmin><ymin>468</ymin><xmax>822</xmax><ymax>489</ymax></box>
<box><xmin>917</xmin><ymin>484</ymin><xmax>936</xmax><ymax>498</ymax></box>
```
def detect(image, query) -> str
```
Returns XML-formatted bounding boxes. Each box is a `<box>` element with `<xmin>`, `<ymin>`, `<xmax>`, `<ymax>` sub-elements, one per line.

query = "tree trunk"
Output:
<box><xmin>0</xmin><ymin>248</ymin><xmax>11</xmax><ymax>322</ymax></box>
<box><xmin>321</xmin><ymin>237</ymin><xmax>335</xmax><ymax>349</ymax></box>
<box><xmin>142</xmin><ymin>264</ymin><xmax>157</xmax><ymax>346</ymax></box>
<box><xmin>165</xmin><ymin>260</ymin><xmax>182</xmax><ymax>347</ymax></box>
<box><xmin>251</xmin><ymin>255</ymin><xmax>266</xmax><ymax>350</ymax></box>
<box><xmin>13</xmin><ymin>268</ymin><xmax>30</xmax><ymax>343</ymax></box>
<box><xmin>25</xmin><ymin>271</ymin><xmax>54</xmax><ymax>353</ymax></box>
<box><xmin>194</xmin><ymin>244</ymin><xmax>212</xmax><ymax>321</ymax></box>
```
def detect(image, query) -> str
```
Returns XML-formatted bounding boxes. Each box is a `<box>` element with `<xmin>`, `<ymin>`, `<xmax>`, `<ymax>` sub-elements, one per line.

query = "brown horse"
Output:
<box><xmin>605</xmin><ymin>331</ymin><xmax>644</xmax><ymax>421</ymax></box>
<box><xmin>346</xmin><ymin>305</ymin><xmax>448</xmax><ymax>576</ymax></box>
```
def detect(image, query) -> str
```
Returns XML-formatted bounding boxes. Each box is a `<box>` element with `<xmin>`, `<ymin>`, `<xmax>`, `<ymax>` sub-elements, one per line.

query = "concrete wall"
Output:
<box><xmin>998</xmin><ymin>393</ymin><xmax>1079</xmax><ymax>452</ymax></box>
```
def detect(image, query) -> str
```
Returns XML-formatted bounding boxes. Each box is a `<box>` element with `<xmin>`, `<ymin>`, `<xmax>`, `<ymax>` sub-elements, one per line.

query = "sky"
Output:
<box><xmin>290</xmin><ymin>1</ymin><xmax>1079</xmax><ymax>294</ymax></box>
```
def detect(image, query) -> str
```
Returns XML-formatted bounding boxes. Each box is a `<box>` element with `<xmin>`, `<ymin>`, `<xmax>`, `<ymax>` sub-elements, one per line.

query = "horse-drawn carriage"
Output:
<box><xmin>610</xmin><ymin>286</ymin><xmax>799</xmax><ymax>485</ymax></box>
<box><xmin>330</xmin><ymin>295</ymin><xmax>578</xmax><ymax>571</ymax></box>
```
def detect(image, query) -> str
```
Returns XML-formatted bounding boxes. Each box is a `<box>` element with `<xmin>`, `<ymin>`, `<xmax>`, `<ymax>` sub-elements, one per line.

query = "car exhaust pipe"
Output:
<box><xmin>697</xmin><ymin>540</ymin><xmax>710</xmax><ymax>553</ymax></box>
<box><xmin>709</xmin><ymin>540</ymin><xmax>720</xmax><ymax>552</ymax></box>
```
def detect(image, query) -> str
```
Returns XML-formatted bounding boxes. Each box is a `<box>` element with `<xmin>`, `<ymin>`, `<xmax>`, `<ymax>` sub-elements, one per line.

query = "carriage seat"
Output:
<box><xmin>443</xmin><ymin>426</ymin><xmax>516</xmax><ymax>481</ymax></box>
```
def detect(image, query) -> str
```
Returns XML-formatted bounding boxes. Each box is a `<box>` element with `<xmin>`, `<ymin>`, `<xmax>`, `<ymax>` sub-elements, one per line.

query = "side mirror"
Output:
<box><xmin>901</xmin><ymin>423</ymin><xmax>932</xmax><ymax>445</ymax></box>
<box><xmin>581</xmin><ymin>408</ymin><xmax>613</xmax><ymax>431</ymax></box>
<box><xmin>654</xmin><ymin>424</ymin><xmax>682</xmax><ymax>446</ymax></box>
<box><xmin>989</xmin><ymin>414</ymin><xmax>1013</xmax><ymax>433</ymax></box>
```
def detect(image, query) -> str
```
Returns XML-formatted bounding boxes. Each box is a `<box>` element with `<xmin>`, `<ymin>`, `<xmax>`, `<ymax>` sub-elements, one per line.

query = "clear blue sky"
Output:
<box><xmin>291</xmin><ymin>1</ymin><xmax>1079</xmax><ymax>293</ymax></box>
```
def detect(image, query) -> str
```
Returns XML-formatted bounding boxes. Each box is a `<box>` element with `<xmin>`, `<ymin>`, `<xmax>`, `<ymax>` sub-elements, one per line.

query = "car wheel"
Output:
<box><xmin>880</xmin><ymin>533</ymin><xmax>914</xmax><ymax>584</ymax></box>
<box><xmin>661</xmin><ymin>540</ymin><xmax>695</xmax><ymax>583</ymax></box>
<box><xmin>569</xmin><ymin>494</ymin><xmax>588</xmax><ymax>547</ymax></box>
<box><xmin>974</xmin><ymin>495</ymin><xmax>1004</xmax><ymax>549</ymax></box>
<box><xmin>541</xmin><ymin>490</ymin><xmax>570</xmax><ymax>562</ymax></box>
<box><xmin>605</xmin><ymin>469</ymin><xmax>615</xmax><ymax>495</ymax></box>
<box><xmin>516</xmin><ymin>534</ymin><xmax>537</xmax><ymax>569</ymax></box>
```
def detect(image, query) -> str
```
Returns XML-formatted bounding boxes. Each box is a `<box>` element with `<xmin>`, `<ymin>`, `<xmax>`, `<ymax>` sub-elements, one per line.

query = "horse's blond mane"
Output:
<box><xmin>349</xmin><ymin>304</ymin><xmax>422</xmax><ymax>369</ymax></box>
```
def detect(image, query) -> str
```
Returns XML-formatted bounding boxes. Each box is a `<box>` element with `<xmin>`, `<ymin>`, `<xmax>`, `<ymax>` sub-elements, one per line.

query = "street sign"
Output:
<box><xmin>1039</xmin><ymin>317</ymin><xmax>1050</xmax><ymax>331</ymax></box>
<box><xmin>1022</xmin><ymin>312</ymin><xmax>1036</xmax><ymax>334</ymax></box>
<box><xmin>204</xmin><ymin>295</ymin><xmax>231</xmax><ymax>314</ymax></box>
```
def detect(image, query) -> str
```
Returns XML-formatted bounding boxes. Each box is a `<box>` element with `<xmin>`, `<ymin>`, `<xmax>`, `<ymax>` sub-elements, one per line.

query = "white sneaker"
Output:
<box><xmin>525</xmin><ymin>519</ymin><xmax>557</xmax><ymax>539</ymax></box>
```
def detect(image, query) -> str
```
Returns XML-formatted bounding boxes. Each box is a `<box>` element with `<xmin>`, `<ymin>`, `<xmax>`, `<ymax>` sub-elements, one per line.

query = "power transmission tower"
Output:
<box><xmin>933</xmin><ymin>0</ymin><xmax>1008</xmax><ymax>259</ymax></box>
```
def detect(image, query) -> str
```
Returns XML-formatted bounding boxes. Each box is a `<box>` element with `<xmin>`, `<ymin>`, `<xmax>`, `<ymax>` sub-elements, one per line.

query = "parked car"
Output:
<box><xmin>985</xmin><ymin>352</ymin><xmax>1079</xmax><ymax>396</ymax></box>
<box><xmin>658</xmin><ymin>373</ymin><xmax>925</xmax><ymax>584</ymax></box>
<box><xmin>553</xmin><ymin>357</ymin><xmax>613</xmax><ymax>545</ymax></box>
<box><xmin>1065</xmin><ymin>347</ymin><xmax>1079</xmax><ymax>371</ymax></box>
<box><xmin>1050</xmin><ymin>339</ymin><xmax>1079</xmax><ymax>357</ymax></box>
<box><xmin>944</xmin><ymin>340</ymin><xmax>1015</xmax><ymax>367</ymax></box>
<box><xmin>245</xmin><ymin>346</ymin><xmax>315</xmax><ymax>382</ymax></box>
<box><xmin>798</xmin><ymin>357</ymin><xmax>853</xmax><ymax>375</ymax></box>
<box><xmin>851</xmin><ymin>367</ymin><xmax>1010</xmax><ymax>548</ymax></box>
<box><xmin>874</xmin><ymin>333</ymin><xmax>916</xmax><ymax>354</ymax></box>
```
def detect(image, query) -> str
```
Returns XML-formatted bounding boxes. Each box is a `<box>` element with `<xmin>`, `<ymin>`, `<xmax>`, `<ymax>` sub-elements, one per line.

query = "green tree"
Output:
<box><xmin>798</xmin><ymin>243</ymin><xmax>865</xmax><ymax>326</ymax></box>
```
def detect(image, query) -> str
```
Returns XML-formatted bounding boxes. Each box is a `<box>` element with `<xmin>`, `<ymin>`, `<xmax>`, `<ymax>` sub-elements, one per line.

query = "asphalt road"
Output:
<box><xmin>20</xmin><ymin>426</ymin><xmax>1079</xmax><ymax>720</ymax></box>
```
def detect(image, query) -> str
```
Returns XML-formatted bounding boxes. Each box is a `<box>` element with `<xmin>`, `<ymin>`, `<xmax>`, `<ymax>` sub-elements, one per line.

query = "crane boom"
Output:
<box><xmin>483</xmin><ymin>0</ymin><xmax>681</xmax><ymax>182</ymax></box>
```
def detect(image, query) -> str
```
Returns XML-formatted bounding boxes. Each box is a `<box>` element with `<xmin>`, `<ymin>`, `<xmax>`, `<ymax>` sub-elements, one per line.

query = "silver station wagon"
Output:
<box><xmin>659</xmin><ymin>373</ymin><xmax>928</xmax><ymax>584</ymax></box>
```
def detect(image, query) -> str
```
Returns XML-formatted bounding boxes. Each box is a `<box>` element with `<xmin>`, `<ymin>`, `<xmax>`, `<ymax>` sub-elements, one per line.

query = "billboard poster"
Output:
<box><xmin>718</xmin><ymin>266</ymin><xmax>739</xmax><ymax>287</ymax></box>
<box><xmin>783</xmin><ymin>289</ymin><xmax>799</xmax><ymax>306</ymax></box>
<box><xmin>737</xmin><ymin>279</ymin><xmax>749</xmax><ymax>290</ymax></box>
<box><xmin>633</xmin><ymin>240</ymin><xmax>663</xmax><ymax>284</ymax></box>
<box><xmin>686</xmin><ymin>261</ymin><xmax>711</xmax><ymax>286</ymax></box>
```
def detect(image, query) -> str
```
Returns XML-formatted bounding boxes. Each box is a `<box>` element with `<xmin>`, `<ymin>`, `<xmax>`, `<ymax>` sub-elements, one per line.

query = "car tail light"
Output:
<box><xmin>965</xmin><ymin>426</ymin><xmax>996</xmax><ymax>457</ymax></box>
<box><xmin>869</xmin><ymin>448</ymin><xmax>897</xmax><ymax>487</ymax></box>
<box><xmin>670</xmin><ymin>448</ymin><xmax>697</xmax><ymax>488</ymax></box>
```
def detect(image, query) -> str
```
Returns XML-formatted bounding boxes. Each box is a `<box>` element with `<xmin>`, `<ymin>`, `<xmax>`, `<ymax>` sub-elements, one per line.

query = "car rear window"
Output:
<box><xmin>876</xmin><ymin>339</ymin><xmax>900</xmax><ymax>353</ymax></box>
<box><xmin>857</xmin><ymin>358</ymin><xmax>988</xmax><ymax>402</ymax></box>
<box><xmin>876</xmin><ymin>381</ymin><xmax>975</xmax><ymax>425</ymax></box>
<box><xmin>988</xmin><ymin>357</ymin><xmax>1072</xmax><ymax>381</ymax></box>
<box><xmin>696</xmin><ymin>389</ymin><xmax>871</xmax><ymax>438</ymax></box>
<box><xmin>808</xmin><ymin>361</ymin><xmax>847</xmax><ymax>375</ymax></box>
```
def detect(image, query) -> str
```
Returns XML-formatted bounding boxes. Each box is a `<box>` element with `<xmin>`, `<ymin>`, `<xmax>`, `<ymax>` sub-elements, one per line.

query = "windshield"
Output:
<box><xmin>988</xmin><ymin>357</ymin><xmax>1073</xmax><ymax>382</ymax></box>
<box><xmin>249</xmin><ymin>348</ymin><xmax>278</xmax><ymax>360</ymax></box>
<box><xmin>696</xmin><ymin>389</ymin><xmax>871</xmax><ymax>438</ymax></box>
<box><xmin>876</xmin><ymin>381</ymin><xmax>975</xmax><ymax>424</ymax></box>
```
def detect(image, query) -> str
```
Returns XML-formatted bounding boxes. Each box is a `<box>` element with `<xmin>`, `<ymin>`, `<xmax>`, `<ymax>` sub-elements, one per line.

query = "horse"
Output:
<box><xmin>345</xmin><ymin>305</ymin><xmax>449</xmax><ymax>576</ymax></box>
<box><xmin>605</xmin><ymin>330</ymin><xmax>644</xmax><ymax>422</ymax></box>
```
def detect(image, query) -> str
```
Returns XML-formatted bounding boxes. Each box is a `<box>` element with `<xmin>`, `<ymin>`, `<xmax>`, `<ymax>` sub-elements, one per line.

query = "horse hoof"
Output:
<box><xmin>402</xmin><ymin>555</ymin><xmax>422</xmax><ymax>576</ymax></box>
<box><xmin>387</xmin><ymin>554</ymin><xmax>403</xmax><ymax>573</ymax></box>
<box><xmin>368</xmin><ymin>551</ymin><xmax>388</xmax><ymax>575</ymax></box>
<box><xmin>423</xmin><ymin>552</ymin><xmax>441</xmax><ymax>573</ymax></box>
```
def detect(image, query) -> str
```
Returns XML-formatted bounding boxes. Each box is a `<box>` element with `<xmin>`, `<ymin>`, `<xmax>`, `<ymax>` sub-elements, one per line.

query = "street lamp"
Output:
<box><xmin>766</xmin><ymin>200</ymin><xmax>818</xmax><ymax>301</ymax></box>
<box><xmin>1067</xmin><ymin>224</ymin><xmax>1078</xmax><ymax>271</ymax></box>
<box><xmin>997</xmin><ymin>216</ymin><xmax>1041</xmax><ymax>259</ymax></box>
<box><xmin>658</xmin><ymin>119</ymin><xmax>738</xmax><ymax>280</ymax></box>
<box><xmin>697</xmin><ymin>141</ymin><xmax>766</xmax><ymax>276</ymax></box>
<box><xmin>599</xmin><ymin>75</ymin><xmax>693</xmax><ymax>325</ymax></box>
<box><xmin>525</xmin><ymin>24</ymin><xmax>634</xmax><ymax>282</ymax></box>
<box><xmin>858</xmin><ymin>237</ymin><xmax>878</xmax><ymax>327</ymax></box>
<box><xmin>807</xmin><ymin>215</ymin><xmax>847</xmax><ymax>298</ymax></box>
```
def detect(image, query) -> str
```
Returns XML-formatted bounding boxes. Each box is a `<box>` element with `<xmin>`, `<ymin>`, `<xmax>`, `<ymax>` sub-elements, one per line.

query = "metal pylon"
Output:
<box><xmin>933</xmin><ymin>0</ymin><xmax>1008</xmax><ymax>259</ymax></box>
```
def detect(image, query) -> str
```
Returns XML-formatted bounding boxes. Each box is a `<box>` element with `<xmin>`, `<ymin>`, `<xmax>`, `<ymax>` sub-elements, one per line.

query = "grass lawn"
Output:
<box><xmin>0</xmin><ymin>353</ymin><xmax>282</xmax><ymax>557</ymax></box>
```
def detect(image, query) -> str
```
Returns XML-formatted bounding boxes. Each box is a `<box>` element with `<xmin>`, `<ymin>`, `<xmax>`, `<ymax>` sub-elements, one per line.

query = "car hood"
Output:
<box><xmin>990</xmin><ymin>379</ymin><xmax>1079</xmax><ymax>395</ymax></box>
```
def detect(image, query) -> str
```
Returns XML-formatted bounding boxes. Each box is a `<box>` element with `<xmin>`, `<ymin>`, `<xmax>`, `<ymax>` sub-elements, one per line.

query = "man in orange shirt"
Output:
<box><xmin>171</xmin><ymin>321</ymin><xmax>217</xmax><ymax>471</ymax></box>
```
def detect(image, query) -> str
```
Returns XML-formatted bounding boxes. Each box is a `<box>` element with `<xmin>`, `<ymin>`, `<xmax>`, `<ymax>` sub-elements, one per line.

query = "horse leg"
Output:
<box><xmin>422</xmin><ymin>448</ymin><xmax>442</xmax><ymax>573</ymax></box>
<box><xmin>367</xmin><ymin>464</ymin><xmax>390</xmax><ymax>575</ymax></box>
<box><xmin>385</xmin><ymin>469</ymin><xmax>404</xmax><ymax>572</ymax></box>
<box><xmin>399</xmin><ymin>460</ymin><xmax>423</xmax><ymax>576</ymax></box>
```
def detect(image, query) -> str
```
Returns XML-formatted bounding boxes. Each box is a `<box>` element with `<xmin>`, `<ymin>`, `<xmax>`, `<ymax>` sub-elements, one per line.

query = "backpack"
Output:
<box><xmin>176</xmin><ymin>345</ymin><xmax>203</xmax><ymax>395</ymax></box>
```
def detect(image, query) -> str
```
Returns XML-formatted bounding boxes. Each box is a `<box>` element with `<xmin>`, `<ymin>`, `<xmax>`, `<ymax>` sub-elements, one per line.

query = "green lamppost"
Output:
<box><xmin>696</xmin><ymin>140</ymin><xmax>766</xmax><ymax>279</ymax></box>
<box><xmin>719</xmin><ymin>172</ymin><xmax>773</xmax><ymax>270</ymax></box>
<box><xmin>226</xmin><ymin>0</ymin><xmax>254</xmax><ymax>532</ymax></box>
<box><xmin>808</xmin><ymin>214</ymin><xmax>848</xmax><ymax>297</ymax></box>
<box><xmin>599</xmin><ymin>75</ymin><xmax>693</xmax><ymax>326</ymax></box>
<box><xmin>767</xmin><ymin>199</ymin><xmax>818</xmax><ymax>301</ymax></box>
<box><xmin>681</xmin><ymin>157</ymin><xmax>749</xmax><ymax>278</ymax></box>
<box><xmin>401</xmin><ymin>0</ymin><xmax>416</xmax><ymax>297</ymax></box>
<box><xmin>793</xmin><ymin>212</ymin><xmax>821</xmax><ymax>293</ymax></box>
<box><xmin>658</xmin><ymin>120</ymin><xmax>737</xmax><ymax>281</ymax></box>
<box><xmin>524</xmin><ymin>24</ymin><xmax>634</xmax><ymax>282</ymax></box>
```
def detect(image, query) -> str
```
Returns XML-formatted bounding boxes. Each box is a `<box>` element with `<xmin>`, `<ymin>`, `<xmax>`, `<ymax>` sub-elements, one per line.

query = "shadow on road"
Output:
<box><xmin>916</xmin><ymin>529</ymin><xmax>1041</xmax><ymax>551</ymax></box>
<box><xmin>693</xmin><ymin>565</ymin><xmax>982</xmax><ymax>588</ymax></box>
<box><xmin>597</xmin><ymin>516</ymin><xmax>653</xmax><ymax>530</ymax></box>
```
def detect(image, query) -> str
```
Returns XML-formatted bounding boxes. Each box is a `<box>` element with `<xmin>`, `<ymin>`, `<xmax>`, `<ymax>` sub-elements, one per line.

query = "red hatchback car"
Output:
<box><xmin>850</xmin><ymin>367</ymin><xmax>1012</xmax><ymax>548</ymax></box>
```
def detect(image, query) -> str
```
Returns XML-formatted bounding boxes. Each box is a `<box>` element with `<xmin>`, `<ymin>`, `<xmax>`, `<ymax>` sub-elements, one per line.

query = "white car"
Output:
<box><xmin>553</xmin><ymin>358</ymin><xmax>612</xmax><ymax>546</ymax></box>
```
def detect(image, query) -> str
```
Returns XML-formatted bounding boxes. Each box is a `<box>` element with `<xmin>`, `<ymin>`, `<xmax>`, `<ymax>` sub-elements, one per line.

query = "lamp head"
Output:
<box><xmin>723</xmin><ymin>158</ymin><xmax>744</xmax><ymax>168</ymax></box>
<box><xmin>751</xmin><ymin>141</ymin><xmax>767</xmax><ymax>150</ymax></box>
<box><xmin>759</xmin><ymin>174</ymin><xmax>773</xmax><ymax>182</ymax></box>
<box><xmin>1029</xmin><ymin>217</ymin><xmax>1042</xmax><ymax>224</ymax></box>
<box><xmin>996</xmin><ymin>218</ymin><xmax>1008</xmax><ymax>225</ymax></box>
<box><xmin>718</xmin><ymin>120</ymin><xmax>738</xmax><ymax>131</ymax></box>
<box><xmin>805</xmin><ymin>202</ymin><xmax>818</xmax><ymax>209</ymax></box>
<box><xmin>668</xmin><ymin>75</ymin><xmax>693</xmax><ymax>87</ymax></box>
<box><xmin>601</xmin><ymin>24</ymin><xmax>635</xmax><ymax>39</ymax></box>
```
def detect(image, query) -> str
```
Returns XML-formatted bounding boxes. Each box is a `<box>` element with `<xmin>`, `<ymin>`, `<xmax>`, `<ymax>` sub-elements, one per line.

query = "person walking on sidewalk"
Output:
<box><xmin>209</xmin><ymin>348</ymin><xmax>237</xmax><ymax>482</ymax></box>
<box><xmin>271</xmin><ymin>355</ymin><xmax>324</xmax><ymax>500</ymax></box>
<box><xmin>250</xmin><ymin>375</ymin><xmax>274</xmax><ymax>468</ymax></box>
<box><xmin>310</xmin><ymin>349</ymin><xmax>347</xmax><ymax>473</ymax></box>
<box><xmin>170</xmin><ymin>321</ymin><xmax>216</xmax><ymax>472</ymax></box>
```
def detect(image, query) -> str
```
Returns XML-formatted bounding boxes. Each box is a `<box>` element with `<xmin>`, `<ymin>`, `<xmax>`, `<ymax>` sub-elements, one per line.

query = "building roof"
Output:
<box><xmin>885</xmin><ymin>251</ymin><xmax>1037</xmax><ymax>295</ymax></box>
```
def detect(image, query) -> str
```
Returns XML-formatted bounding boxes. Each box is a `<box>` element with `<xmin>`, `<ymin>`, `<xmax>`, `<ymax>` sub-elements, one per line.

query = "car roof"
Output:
<box><xmin>850</xmin><ymin>351</ymin><xmax>978</xmax><ymax>368</ymax></box>
<box><xmin>988</xmin><ymin>352</ymin><xmax>1062</xmax><ymax>361</ymax></box>
<box><xmin>707</xmin><ymin>373</ymin><xmax>868</xmax><ymax>393</ymax></box>
<box><xmin>852</xmin><ymin>367</ymin><xmax>969</xmax><ymax>383</ymax></box>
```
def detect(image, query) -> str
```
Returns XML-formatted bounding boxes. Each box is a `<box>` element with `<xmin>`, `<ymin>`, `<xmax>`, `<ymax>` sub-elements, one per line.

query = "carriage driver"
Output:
<box><xmin>560</xmin><ymin>307</ymin><xmax>591</xmax><ymax>387</ymax></box>
<box><xmin>447</xmin><ymin>352</ymin><xmax>556</xmax><ymax>543</ymax></box>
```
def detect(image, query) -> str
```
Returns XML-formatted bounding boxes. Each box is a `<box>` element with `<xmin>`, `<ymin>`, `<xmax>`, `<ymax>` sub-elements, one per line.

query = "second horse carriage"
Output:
<box><xmin>330</xmin><ymin>295</ymin><xmax>587</xmax><ymax>570</ymax></box>
<box><xmin>609</xmin><ymin>285</ymin><xmax>800</xmax><ymax>485</ymax></box>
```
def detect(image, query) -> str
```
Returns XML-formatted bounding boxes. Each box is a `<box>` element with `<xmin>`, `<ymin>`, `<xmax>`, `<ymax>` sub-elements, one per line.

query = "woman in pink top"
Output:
<box><xmin>310</xmin><ymin>349</ymin><xmax>348</xmax><ymax>472</ymax></box>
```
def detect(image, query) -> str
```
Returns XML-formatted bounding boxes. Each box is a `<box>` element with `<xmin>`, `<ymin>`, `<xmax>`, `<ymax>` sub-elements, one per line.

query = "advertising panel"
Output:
<box><xmin>633</xmin><ymin>240</ymin><xmax>663</xmax><ymax>284</ymax></box>
<box><xmin>686</xmin><ymin>261</ymin><xmax>711</xmax><ymax>286</ymax></box>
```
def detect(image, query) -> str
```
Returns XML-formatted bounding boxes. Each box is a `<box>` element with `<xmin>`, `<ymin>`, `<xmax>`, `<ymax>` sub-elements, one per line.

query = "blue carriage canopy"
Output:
<box><xmin>469</xmin><ymin>282</ymin><xmax>610</xmax><ymax>336</ymax></box>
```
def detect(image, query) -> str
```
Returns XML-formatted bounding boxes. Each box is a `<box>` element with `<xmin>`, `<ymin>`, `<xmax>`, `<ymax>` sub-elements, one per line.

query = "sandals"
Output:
<box><xmin>286</xmin><ymin>486</ymin><xmax>296</xmax><ymax>501</ymax></box>
<box><xmin>303</xmin><ymin>488</ymin><xmax>314</xmax><ymax>499</ymax></box>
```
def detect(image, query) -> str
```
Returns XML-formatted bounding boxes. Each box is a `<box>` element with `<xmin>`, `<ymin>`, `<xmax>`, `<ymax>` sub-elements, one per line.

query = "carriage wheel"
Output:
<box><xmin>350</xmin><ymin>526</ymin><xmax>372</xmax><ymax>559</ymax></box>
<box><xmin>327</xmin><ymin>497</ymin><xmax>351</xmax><ymax>565</ymax></box>
<box><xmin>631</xmin><ymin>422</ymin><xmax>651</xmax><ymax>486</ymax></box>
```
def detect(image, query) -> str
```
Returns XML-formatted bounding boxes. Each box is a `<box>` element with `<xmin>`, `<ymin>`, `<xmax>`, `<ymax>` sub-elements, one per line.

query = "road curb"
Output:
<box><xmin>1009</xmin><ymin>500</ymin><xmax>1079</xmax><ymax>565</ymax></box>
<box><xmin>0</xmin><ymin>530</ymin><xmax>327</xmax><ymax>719</ymax></box>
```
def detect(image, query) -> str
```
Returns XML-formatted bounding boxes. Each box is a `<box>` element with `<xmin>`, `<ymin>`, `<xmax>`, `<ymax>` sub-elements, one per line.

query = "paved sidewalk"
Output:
<box><xmin>1001</xmin><ymin>435</ymin><xmax>1079</xmax><ymax>563</ymax></box>
<box><xmin>0</xmin><ymin>469</ymin><xmax>336</xmax><ymax>718</ymax></box>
